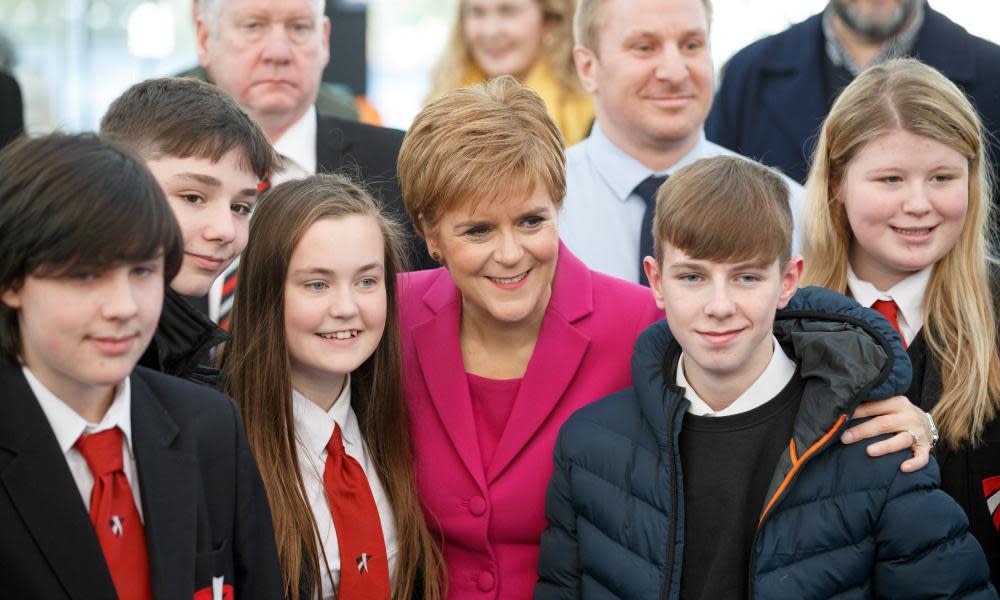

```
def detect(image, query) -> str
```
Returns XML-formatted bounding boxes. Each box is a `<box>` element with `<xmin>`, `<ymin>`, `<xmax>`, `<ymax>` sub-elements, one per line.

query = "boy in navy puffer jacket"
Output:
<box><xmin>534</xmin><ymin>156</ymin><xmax>995</xmax><ymax>600</ymax></box>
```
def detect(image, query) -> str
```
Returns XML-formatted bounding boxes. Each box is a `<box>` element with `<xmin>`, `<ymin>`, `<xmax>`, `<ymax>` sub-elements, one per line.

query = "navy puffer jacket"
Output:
<box><xmin>535</xmin><ymin>287</ymin><xmax>996</xmax><ymax>599</ymax></box>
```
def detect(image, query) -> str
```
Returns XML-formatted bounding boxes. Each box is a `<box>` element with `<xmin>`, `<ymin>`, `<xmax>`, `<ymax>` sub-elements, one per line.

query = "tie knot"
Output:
<box><xmin>632</xmin><ymin>174</ymin><xmax>669</xmax><ymax>207</ymax></box>
<box><xmin>76</xmin><ymin>427</ymin><xmax>124</xmax><ymax>478</ymax></box>
<box><xmin>325</xmin><ymin>423</ymin><xmax>345</xmax><ymax>458</ymax></box>
<box><xmin>872</xmin><ymin>298</ymin><xmax>899</xmax><ymax>320</ymax></box>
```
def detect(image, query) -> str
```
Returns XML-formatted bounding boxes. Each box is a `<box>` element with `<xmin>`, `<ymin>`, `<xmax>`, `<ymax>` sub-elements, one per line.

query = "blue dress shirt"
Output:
<box><xmin>559</xmin><ymin>122</ymin><xmax>805</xmax><ymax>283</ymax></box>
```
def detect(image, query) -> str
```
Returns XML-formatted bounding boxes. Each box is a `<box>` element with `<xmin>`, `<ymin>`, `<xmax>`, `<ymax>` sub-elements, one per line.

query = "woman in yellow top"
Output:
<box><xmin>428</xmin><ymin>0</ymin><xmax>594</xmax><ymax>146</ymax></box>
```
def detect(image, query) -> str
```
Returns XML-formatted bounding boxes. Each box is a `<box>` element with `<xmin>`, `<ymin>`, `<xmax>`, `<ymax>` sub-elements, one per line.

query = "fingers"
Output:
<box><xmin>863</xmin><ymin>431</ymin><xmax>915</xmax><ymax>457</ymax></box>
<box><xmin>901</xmin><ymin>443</ymin><xmax>931</xmax><ymax>472</ymax></box>
<box><xmin>841</xmin><ymin>396</ymin><xmax>929</xmax><ymax>445</ymax></box>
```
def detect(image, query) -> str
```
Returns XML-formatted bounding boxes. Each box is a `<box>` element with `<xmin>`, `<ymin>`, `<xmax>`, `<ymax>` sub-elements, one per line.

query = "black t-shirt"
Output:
<box><xmin>677</xmin><ymin>358</ymin><xmax>805</xmax><ymax>600</ymax></box>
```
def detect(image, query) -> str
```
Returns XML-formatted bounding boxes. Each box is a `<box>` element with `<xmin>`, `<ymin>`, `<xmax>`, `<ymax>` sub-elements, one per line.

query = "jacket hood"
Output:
<box><xmin>631</xmin><ymin>286</ymin><xmax>912</xmax><ymax>448</ymax></box>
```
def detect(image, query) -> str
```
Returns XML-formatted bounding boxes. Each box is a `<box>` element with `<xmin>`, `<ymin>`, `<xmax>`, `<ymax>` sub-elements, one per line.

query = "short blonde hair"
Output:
<box><xmin>574</xmin><ymin>0</ymin><xmax>713</xmax><ymax>52</ymax></box>
<box><xmin>654</xmin><ymin>156</ymin><xmax>791</xmax><ymax>266</ymax></box>
<box><xmin>802</xmin><ymin>58</ymin><xmax>999</xmax><ymax>450</ymax></box>
<box><xmin>399</xmin><ymin>75</ymin><xmax>566</xmax><ymax>237</ymax></box>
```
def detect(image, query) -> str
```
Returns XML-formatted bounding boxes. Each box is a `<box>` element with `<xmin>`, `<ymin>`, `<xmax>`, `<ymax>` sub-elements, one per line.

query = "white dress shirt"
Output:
<box><xmin>676</xmin><ymin>336</ymin><xmax>798</xmax><ymax>417</ymax></box>
<box><xmin>846</xmin><ymin>264</ymin><xmax>931</xmax><ymax>347</ymax></box>
<box><xmin>272</xmin><ymin>105</ymin><xmax>318</xmax><ymax>186</ymax></box>
<box><xmin>24</xmin><ymin>367</ymin><xmax>142</xmax><ymax>518</ymax></box>
<box><xmin>559</xmin><ymin>122</ymin><xmax>806</xmax><ymax>283</ymax></box>
<box><xmin>292</xmin><ymin>377</ymin><xmax>398</xmax><ymax>599</ymax></box>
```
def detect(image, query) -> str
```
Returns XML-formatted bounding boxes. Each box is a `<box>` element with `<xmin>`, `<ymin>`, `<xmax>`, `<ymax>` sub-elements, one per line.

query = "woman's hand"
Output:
<box><xmin>840</xmin><ymin>395</ymin><xmax>933</xmax><ymax>472</ymax></box>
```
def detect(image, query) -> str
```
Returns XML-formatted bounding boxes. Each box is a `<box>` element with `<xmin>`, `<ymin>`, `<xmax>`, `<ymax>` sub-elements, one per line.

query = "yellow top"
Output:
<box><xmin>460</xmin><ymin>61</ymin><xmax>595</xmax><ymax>147</ymax></box>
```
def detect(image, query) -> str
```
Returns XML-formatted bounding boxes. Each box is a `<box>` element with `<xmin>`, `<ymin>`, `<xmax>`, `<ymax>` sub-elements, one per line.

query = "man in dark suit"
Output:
<box><xmin>706</xmin><ymin>1</ymin><xmax>1000</xmax><ymax>187</ymax></box>
<box><xmin>195</xmin><ymin>0</ymin><xmax>433</xmax><ymax>272</ymax></box>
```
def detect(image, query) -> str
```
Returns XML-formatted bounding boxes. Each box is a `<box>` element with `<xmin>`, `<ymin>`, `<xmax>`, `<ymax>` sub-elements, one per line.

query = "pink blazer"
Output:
<box><xmin>398</xmin><ymin>243</ymin><xmax>662</xmax><ymax>600</ymax></box>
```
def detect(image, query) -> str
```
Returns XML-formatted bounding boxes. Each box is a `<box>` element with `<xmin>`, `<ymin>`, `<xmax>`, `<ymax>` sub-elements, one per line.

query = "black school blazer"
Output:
<box><xmin>0</xmin><ymin>359</ymin><xmax>282</xmax><ymax>599</ymax></box>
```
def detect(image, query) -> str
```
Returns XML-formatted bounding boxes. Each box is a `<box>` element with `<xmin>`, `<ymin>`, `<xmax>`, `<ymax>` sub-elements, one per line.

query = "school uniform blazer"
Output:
<box><xmin>398</xmin><ymin>242</ymin><xmax>663</xmax><ymax>600</ymax></box>
<box><xmin>0</xmin><ymin>360</ymin><xmax>283</xmax><ymax>600</ymax></box>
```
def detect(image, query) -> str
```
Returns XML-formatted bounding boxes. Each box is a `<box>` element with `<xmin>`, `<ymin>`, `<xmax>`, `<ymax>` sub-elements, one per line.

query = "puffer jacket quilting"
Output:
<box><xmin>534</xmin><ymin>286</ymin><xmax>996</xmax><ymax>600</ymax></box>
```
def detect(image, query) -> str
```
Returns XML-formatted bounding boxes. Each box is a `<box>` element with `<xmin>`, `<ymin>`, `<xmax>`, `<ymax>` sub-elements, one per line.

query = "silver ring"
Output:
<box><xmin>906</xmin><ymin>430</ymin><xmax>919</xmax><ymax>447</ymax></box>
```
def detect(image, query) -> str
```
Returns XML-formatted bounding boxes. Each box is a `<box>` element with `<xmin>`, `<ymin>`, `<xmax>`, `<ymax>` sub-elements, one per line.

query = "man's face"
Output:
<box><xmin>197</xmin><ymin>0</ymin><xmax>330</xmax><ymax>132</ymax></box>
<box><xmin>574</xmin><ymin>0</ymin><xmax>713</xmax><ymax>157</ymax></box>
<box><xmin>145</xmin><ymin>149</ymin><xmax>259</xmax><ymax>297</ymax></box>
<box><xmin>829</xmin><ymin>0</ymin><xmax>921</xmax><ymax>41</ymax></box>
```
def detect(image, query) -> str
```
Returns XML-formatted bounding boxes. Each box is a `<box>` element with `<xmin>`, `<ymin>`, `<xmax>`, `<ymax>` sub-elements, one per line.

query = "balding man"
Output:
<box><xmin>558</xmin><ymin>0</ymin><xmax>804</xmax><ymax>286</ymax></box>
<box><xmin>196</xmin><ymin>0</ymin><xmax>433</xmax><ymax>271</ymax></box>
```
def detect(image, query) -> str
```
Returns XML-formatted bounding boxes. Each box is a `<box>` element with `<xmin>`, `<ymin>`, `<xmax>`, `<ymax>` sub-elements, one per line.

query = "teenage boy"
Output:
<box><xmin>0</xmin><ymin>134</ymin><xmax>281</xmax><ymax>599</ymax></box>
<box><xmin>100</xmin><ymin>77</ymin><xmax>278</xmax><ymax>386</ymax></box>
<box><xmin>534</xmin><ymin>156</ymin><xmax>994</xmax><ymax>599</ymax></box>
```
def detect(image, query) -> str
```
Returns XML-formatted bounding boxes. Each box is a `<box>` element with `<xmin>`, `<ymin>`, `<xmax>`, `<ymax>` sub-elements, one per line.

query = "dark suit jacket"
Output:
<box><xmin>0</xmin><ymin>360</ymin><xmax>282</xmax><ymax>599</ymax></box>
<box><xmin>0</xmin><ymin>71</ymin><xmax>24</xmax><ymax>150</ymax></box>
<box><xmin>706</xmin><ymin>5</ymin><xmax>1000</xmax><ymax>186</ymax></box>
<box><xmin>315</xmin><ymin>114</ymin><xmax>436</xmax><ymax>272</ymax></box>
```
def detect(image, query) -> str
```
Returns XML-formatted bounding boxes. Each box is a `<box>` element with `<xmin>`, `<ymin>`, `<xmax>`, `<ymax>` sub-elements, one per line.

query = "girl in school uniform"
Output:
<box><xmin>220</xmin><ymin>174</ymin><xmax>444</xmax><ymax>600</ymax></box>
<box><xmin>803</xmin><ymin>57</ymin><xmax>1000</xmax><ymax>586</ymax></box>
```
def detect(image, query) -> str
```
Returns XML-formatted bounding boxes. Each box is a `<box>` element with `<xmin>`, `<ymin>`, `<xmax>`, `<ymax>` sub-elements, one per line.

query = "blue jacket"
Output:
<box><xmin>534</xmin><ymin>287</ymin><xmax>995</xmax><ymax>599</ymax></box>
<box><xmin>705</xmin><ymin>5</ymin><xmax>1000</xmax><ymax>185</ymax></box>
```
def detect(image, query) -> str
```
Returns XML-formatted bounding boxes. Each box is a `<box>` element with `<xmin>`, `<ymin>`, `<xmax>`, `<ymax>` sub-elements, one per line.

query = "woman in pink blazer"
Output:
<box><xmin>395</xmin><ymin>76</ymin><xmax>663</xmax><ymax>599</ymax></box>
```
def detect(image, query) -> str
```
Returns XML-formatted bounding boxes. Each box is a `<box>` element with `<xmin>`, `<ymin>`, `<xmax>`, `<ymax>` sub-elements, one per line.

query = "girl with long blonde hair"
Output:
<box><xmin>428</xmin><ymin>0</ymin><xmax>593</xmax><ymax>145</ymax></box>
<box><xmin>803</xmin><ymin>57</ymin><xmax>1000</xmax><ymax>584</ymax></box>
<box><xmin>221</xmin><ymin>174</ymin><xmax>444</xmax><ymax>600</ymax></box>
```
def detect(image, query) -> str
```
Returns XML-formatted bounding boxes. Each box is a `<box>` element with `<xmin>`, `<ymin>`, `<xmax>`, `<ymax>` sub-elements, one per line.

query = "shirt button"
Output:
<box><xmin>477</xmin><ymin>570</ymin><xmax>495</xmax><ymax>592</ymax></box>
<box><xmin>469</xmin><ymin>495</ymin><xmax>487</xmax><ymax>516</ymax></box>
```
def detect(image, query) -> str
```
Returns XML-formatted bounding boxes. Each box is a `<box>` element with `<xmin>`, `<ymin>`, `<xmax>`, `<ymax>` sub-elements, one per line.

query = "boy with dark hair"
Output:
<box><xmin>101</xmin><ymin>76</ymin><xmax>278</xmax><ymax>386</ymax></box>
<box><xmin>535</xmin><ymin>155</ymin><xmax>994</xmax><ymax>599</ymax></box>
<box><xmin>0</xmin><ymin>133</ymin><xmax>281</xmax><ymax>599</ymax></box>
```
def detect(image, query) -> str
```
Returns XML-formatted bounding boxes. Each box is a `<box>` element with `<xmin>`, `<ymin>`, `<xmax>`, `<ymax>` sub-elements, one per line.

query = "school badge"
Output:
<box><xmin>356</xmin><ymin>552</ymin><xmax>373</xmax><ymax>574</ymax></box>
<box><xmin>982</xmin><ymin>476</ymin><xmax>1000</xmax><ymax>532</ymax></box>
<box><xmin>109</xmin><ymin>514</ymin><xmax>124</xmax><ymax>537</ymax></box>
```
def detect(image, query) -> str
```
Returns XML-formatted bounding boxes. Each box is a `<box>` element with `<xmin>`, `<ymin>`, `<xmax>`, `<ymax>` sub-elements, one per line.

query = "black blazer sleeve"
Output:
<box><xmin>0</xmin><ymin>72</ymin><xmax>24</xmax><ymax>150</ymax></box>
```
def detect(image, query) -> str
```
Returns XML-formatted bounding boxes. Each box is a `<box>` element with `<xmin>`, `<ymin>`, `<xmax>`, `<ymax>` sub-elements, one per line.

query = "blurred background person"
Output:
<box><xmin>0</xmin><ymin>29</ymin><xmax>23</xmax><ymax>150</ymax></box>
<box><xmin>707</xmin><ymin>0</ymin><xmax>1000</xmax><ymax>190</ymax></box>
<box><xmin>179</xmin><ymin>0</ymin><xmax>364</xmax><ymax>122</ymax></box>
<box><xmin>428</xmin><ymin>0</ymin><xmax>594</xmax><ymax>146</ymax></box>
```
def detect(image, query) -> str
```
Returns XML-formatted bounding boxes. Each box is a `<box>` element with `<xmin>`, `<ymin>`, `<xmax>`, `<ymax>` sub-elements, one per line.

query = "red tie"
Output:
<box><xmin>872</xmin><ymin>299</ymin><xmax>907</xmax><ymax>350</ymax></box>
<box><xmin>75</xmin><ymin>428</ymin><xmax>153</xmax><ymax>600</ymax></box>
<box><xmin>323</xmin><ymin>424</ymin><xmax>391</xmax><ymax>600</ymax></box>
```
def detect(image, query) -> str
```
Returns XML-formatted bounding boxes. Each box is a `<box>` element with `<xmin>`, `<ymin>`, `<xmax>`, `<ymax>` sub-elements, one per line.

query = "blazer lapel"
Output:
<box><xmin>315</xmin><ymin>112</ymin><xmax>350</xmax><ymax>174</ymax></box>
<box><xmin>130</xmin><ymin>374</ymin><xmax>200</xmax><ymax>600</ymax></box>
<box><xmin>0</xmin><ymin>361</ymin><xmax>116</xmax><ymax>599</ymax></box>
<box><xmin>487</xmin><ymin>245</ymin><xmax>593</xmax><ymax>482</ymax></box>
<box><xmin>412</xmin><ymin>272</ymin><xmax>488</xmax><ymax>489</ymax></box>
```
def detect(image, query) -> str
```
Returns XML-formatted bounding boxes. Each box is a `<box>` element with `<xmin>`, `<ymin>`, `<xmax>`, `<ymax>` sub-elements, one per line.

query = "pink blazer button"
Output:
<box><xmin>477</xmin><ymin>571</ymin><xmax>495</xmax><ymax>592</ymax></box>
<box><xmin>469</xmin><ymin>496</ymin><xmax>487</xmax><ymax>516</ymax></box>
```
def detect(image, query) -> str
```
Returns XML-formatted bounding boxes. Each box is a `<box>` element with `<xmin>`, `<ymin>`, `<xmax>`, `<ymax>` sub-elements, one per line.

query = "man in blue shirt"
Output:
<box><xmin>560</xmin><ymin>0</ymin><xmax>803</xmax><ymax>285</ymax></box>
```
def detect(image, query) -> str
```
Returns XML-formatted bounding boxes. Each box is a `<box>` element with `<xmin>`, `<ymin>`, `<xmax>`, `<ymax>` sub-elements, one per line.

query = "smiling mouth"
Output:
<box><xmin>892</xmin><ymin>225</ymin><xmax>936</xmax><ymax>236</ymax></box>
<box><xmin>317</xmin><ymin>330</ymin><xmax>359</xmax><ymax>340</ymax></box>
<box><xmin>488</xmin><ymin>272</ymin><xmax>528</xmax><ymax>285</ymax></box>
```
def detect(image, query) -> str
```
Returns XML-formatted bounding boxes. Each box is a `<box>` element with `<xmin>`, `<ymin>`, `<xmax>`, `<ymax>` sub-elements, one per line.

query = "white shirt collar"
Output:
<box><xmin>846</xmin><ymin>264</ymin><xmax>931</xmax><ymax>344</ymax></box>
<box><xmin>273</xmin><ymin>105</ymin><xmax>317</xmax><ymax>178</ymax></box>
<box><xmin>677</xmin><ymin>336</ymin><xmax>797</xmax><ymax>417</ymax></box>
<box><xmin>585</xmin><ymin>121</ymin><xmax>712</xmax><ymax>203</ymax></box>
<box><xmin>23</xmin><ymin>366</ymin><xmax>134</xmax><ymax>455</ymax></box>
<box><xmin>292</xmin><ymin>375</ymin><xmax>359</xmax><ymax>458</ymax></box>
